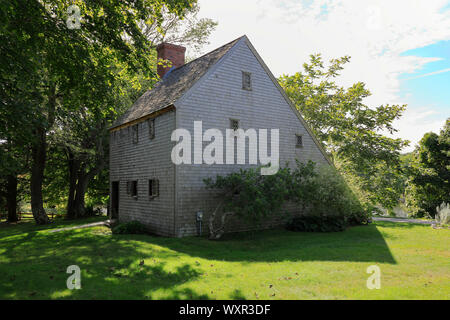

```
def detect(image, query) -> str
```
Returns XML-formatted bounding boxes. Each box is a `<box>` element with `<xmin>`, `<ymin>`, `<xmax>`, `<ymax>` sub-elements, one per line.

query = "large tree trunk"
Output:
<box><xmin>30</xmin><ymin>84</ymin><xmax>57</xmax><ymax>225</ymax></box>
<box><xmin>6</xmin><ymin>174</ymin><xmax>18</xmax><ymax>223</ymax></box>
<box><xmin>71</xmin><ymin>170</ymin><xmax>89</xmax><ymax>218</ymax></box>
<box><xmin>30</xmin><ymin>127</ymin><xmax>50</xmax><ymax>224</ymax></box>
<box><xmin>66</xmin><ymin>162</ymin><xmax>104</xmax><ymax>219</ymax></box>
<box><xmin>66</xmin><ymin>133</ymin><xmax>105</xmax><ymax>219</ymax></box>
<box><xmin>66</xmin><ymin>151</ymin><xmax>80</xmax><ymax>219</ymax></box>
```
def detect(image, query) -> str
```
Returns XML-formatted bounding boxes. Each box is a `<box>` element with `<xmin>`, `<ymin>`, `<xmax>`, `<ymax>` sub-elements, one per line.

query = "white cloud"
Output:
<box><xmin>392</xmin><ymin>108</ymin><xmax>447</xmax><ymax>152</ymax></box>
<box><xmin>403</xmin><ymin>67</ymin><xmax>450</xmax><ymax>80</ymax></box>
<box><xmin>196</xmin><ymin>0</ymin><xmax>450</xmax><ymax>151</ymax></box>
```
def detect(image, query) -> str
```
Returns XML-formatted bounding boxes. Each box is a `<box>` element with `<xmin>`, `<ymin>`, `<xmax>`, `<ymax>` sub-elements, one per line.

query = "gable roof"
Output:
<box><xmin>110</xmin><ymin>36</ymin><xmax>244</xmax><ymax>130</ymax></box>
<box><xmin>110</xmin><ymin>35</ymin><xmax>332</xmax><ymax>165</ymax></box>
<box><xmin>242</xmin><ymin>37</ymin><xmax>333</xmax><ymax>166</ymax></box>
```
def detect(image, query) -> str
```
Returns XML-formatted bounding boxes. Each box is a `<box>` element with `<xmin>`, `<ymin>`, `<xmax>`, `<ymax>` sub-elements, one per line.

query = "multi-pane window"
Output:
<box><xmin>149</xmin><ymin>179</ymin><xmax>159</xmax><ymax>198</ymax></box>
<box><xmin>132</xmin><ymin>124</ymin><xmax>138</xmax><ymax>144</ymax></box>
<box><xmin>296</xmin><ymin>134</ymin><xmax>303</xmax><ymax>148</ymax></box>
<box><xmin>127</xmin><ymin>181</ymin><xmax>138</xmax><ymax>198</ymax></box>
<box><xmin>242</xmin><ymin>71</ymin><xmax>252</xmax><ymax>91</ymax></box>
<box><xmin>148</xmin><ymin>119</ymin><xmax>155</xmax><ymax>140</ymax></box>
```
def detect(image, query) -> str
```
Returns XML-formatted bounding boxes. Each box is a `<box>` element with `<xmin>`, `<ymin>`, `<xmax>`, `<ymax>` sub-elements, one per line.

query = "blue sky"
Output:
<box><xmin>400</xmin><ymin>40</ymin><xmax>450</xmax><ymax>120</ymax></box>
<box><xmin>196</xmin><ymin>0</ymin><xmax>450</xmax><ymax>152</ymax></box>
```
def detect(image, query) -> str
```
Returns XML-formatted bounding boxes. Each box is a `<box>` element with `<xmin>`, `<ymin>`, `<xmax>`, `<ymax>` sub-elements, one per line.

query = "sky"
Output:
<box><xmin>193</xmin><ymin>0</ymin><xmax>450</xmax><ymax>153</ymax></box>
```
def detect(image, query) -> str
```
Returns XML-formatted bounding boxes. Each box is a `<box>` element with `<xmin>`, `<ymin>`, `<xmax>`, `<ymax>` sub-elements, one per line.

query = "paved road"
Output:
<box><xmin>373</xmin><ymin>217</ymin><xmax>433</xmax><ymax>225</ymax></box>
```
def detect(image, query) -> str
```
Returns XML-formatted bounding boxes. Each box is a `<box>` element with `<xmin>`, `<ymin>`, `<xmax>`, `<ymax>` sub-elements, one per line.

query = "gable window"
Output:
<box><xmin>242</xmin><ymin>71</ymin><xmax>252</xmax><ymax>91</ymax></box>
<box><xmin>127</xmin><ymin>181</ymin><xmax>138</xmax><ymax>199</ymax></box>
<box><xmin>230</xmin><ymin>118</ymin><xmax>239</xmax><ymax>131</ymax></box>
<box><xmin>132</xmin><ymin>124</ymin><xmax>139</xmax><ymax>144</ymax></box>
<box><xmin>296</xmin><ymin>134</ymin><xmax>303</xmax><ymax>148</ymax></box>
<box><xmin>148</xmin><ymin>119</ymin><xmax>155</xmax><ymax>140</ymax></box>
<box><xmin>149</xmin><ymin>179</ymin><xmax>159</xmax><ymax>198</ymax></box>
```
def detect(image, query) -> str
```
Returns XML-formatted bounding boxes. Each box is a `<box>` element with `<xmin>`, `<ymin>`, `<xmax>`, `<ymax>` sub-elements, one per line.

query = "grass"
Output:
<box><xmin>0</xmin><ymin>217</ymin><xmax>448</xmax><ymax>300</ymax></box>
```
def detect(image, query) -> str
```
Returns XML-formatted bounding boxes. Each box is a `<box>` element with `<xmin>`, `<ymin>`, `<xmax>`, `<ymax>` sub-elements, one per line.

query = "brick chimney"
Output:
<box><xmin>156</xmin><ymin>43</ymin><xmax>186</xmax><ymax>79</ymax></box>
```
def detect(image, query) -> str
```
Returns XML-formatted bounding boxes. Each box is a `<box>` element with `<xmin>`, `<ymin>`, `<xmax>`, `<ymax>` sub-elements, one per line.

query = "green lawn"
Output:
<box><xmin>0</xmin><ymin>217</ymin><xmax>448</xmax><ymax>300</ymax></box>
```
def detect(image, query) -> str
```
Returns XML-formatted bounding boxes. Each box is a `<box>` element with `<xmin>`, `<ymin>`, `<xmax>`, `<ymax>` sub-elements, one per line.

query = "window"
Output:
<box><xmin>296</xmin><ymin>134</ymin><xmax>303</xmax><ymax>148</ymax></box>
<box><xmin>148</xmin><ymin>119</ymin><xmax>155</xmax><ymax>140</ymax></box>
<box><xmin>149</xmin><ymin>179</ymin><xmax>159</xmax><ymax>198</ymax></box>
<box><xmin>132</xmin><ymin>124</ymin><xmax>138</xmax><ymax>144</ymax></box>
<box><xmin>127</xmin><ymin>181</ymin><xmax>138</xmax><ymax>198</ymax></box>
<box><xmin>242</xmin><ymin>71</ymin><xmax>252</xmax><ymax>91</ymax></box>
<box><xmin>230</xmin><ymin>118</ymin><xmax>239</xmax><ymax>131</ymax></box>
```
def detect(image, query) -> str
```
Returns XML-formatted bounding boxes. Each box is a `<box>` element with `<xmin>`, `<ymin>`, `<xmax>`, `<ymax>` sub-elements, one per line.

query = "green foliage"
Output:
<box><xmin>311</xmin><ymin>166</ymin><xmax>369</xmax><ymax>225</ymax></box>
<box><xmin>0</xmin><ymin>0</ymin><xmax>212</xmax><ymax>222</ymax></box>
<box><xmin>405</xmin><ymin>119</ymin><xmax>450</xmax><ymax>217</ymax></box>
<box><xmin>112</xmin><ymin>221</ymin><xmax>148</xmax><ymax>235</ymax></box>
<box><xmin>204</xmin><ymin>161</ymin><xmax>369</xmax><ymax>238</ymax></box>
<box><xmin>279</xmin><ymin>54</ymin><xmax>409</xmax><ymax>210</ymax></box>
<box><xmin>204</xmin><ymin>166</ymin><xmax>293</xmax><ymax>226</ymax></box>
<box><xmin>287</xmin><ymin>164</ymin><xmax>369</xmax><ymax>231</ymax></box>
<box><xmin>141</xmin><ymin>3</ymin><xmax>217</xmax><ymax>55</ymax></box>
<box><xmin>286</xmin><ymin>215</ymin><xmax>347</xmax><ymax>232</ymax></box>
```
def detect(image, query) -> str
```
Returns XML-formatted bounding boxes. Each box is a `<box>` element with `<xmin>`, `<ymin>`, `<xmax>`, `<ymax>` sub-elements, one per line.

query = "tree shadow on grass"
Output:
<box><xmin>146</xmin><ymin>224</ymin><xmax>397</xmax><ymax>264</ymax></box>
<box><xmin>0</xmin><ymin>221</ymin><xmax>398</xmax><ymax>300</ymax></box>
<box><xmin>0</xmin><ymin>227</ymin><xmax>209</xmax><ymax>300</ymax></box>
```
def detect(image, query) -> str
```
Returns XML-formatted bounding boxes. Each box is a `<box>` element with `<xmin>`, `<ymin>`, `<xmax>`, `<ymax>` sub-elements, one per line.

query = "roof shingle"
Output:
<box><xmin>110</xmin><ymin>36</ymin><xmax>243</xmax><ymax>130</ymax></box>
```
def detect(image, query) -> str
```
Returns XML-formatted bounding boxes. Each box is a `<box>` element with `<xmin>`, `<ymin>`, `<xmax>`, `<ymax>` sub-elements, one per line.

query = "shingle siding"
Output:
<box><xmin>109</xmin><ymin>110</ymin><xmax>176</xmax><ymax>236</ymax></box>
<box><xmin>174</xmin><ymin>39</ymin><xmax>328</xmax><ymax>237</ymax></box>
<box><xmin>109</xmin><ymin>37</ymin><xmax>329</xmax><ymax>238</ymax></box>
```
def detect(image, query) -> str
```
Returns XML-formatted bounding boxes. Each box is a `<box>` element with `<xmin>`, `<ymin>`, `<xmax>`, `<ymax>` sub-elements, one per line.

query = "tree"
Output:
<box><xmin>0</xmin><ymin>0</ymin><xmax>196</xmax><ymax>224</ymax></box>
<box><xmin>40</xmin><ymin>2</ymin><xmax>217</xmax><ymax>219</ymax></box>
<box><xmin>406</xmin><ymin>119</ymin><xmax>450</xmax><ymax>217</ymax></box>
<box><xmin>141</xmin><ymin>3</ymin><xmax>217</xmax><ymax>55</ymax></box>
<box><xmin>279</xmin><ymin>54</ymin><xmax>409</xmax><ymax>210</ymax></box>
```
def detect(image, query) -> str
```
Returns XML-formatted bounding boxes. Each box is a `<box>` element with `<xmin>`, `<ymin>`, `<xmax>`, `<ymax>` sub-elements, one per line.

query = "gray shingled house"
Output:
<box><xmin>109</xmin><ymin>35</ymin><xmax>330</xmax><ymax>237</ymax></box>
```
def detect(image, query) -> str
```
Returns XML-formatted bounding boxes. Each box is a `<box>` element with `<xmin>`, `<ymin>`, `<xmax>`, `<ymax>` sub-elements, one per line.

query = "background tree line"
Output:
<box><xmin>0</xmin><ymin>0</ymin><xmax>216</xmax><ymax>223</ymax></box>
<box><xmin>0</xmin><ymin>1</ymin><xmax>447</xmax><ymax>225</ymax></box>
<box><xmin>279</xmin><ymin>55</ymin><xmax>449</xmax><ymax>218</ymax></box>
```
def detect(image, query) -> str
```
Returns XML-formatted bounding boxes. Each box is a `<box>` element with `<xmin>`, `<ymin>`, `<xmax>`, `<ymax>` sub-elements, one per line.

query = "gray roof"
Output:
<box><xmin>111</xmin><ymin>36</ymin><xmax>244</xmax><ymax>129</ymax></box>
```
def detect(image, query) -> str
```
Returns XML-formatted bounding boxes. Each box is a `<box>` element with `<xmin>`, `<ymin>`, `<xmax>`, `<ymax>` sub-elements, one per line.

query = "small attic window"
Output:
<box><xmin>148</xmin><ymin>119</ymin><xmax>155</xmax><ymax>140</ymax></box>
<box><xmin>296</xmin><ymin>134</ymin><xmax>303</xmax><ymax>148</ymax></box>
<box><xmin>242</xmin><ymin>71</ymin><xmax>252</xmax><ymax>91</ymax></box>
<box><xmin>230</xmin><ymin>119</ymin><xmax>239</xmax><ymax>131</ymax></box>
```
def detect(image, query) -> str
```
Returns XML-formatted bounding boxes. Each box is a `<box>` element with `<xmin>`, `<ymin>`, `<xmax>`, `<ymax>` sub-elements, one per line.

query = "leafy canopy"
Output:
<box><xmin>279</xmin><ymin>54</ymin><xmax>409</xmax><ymax>210</ymax></box>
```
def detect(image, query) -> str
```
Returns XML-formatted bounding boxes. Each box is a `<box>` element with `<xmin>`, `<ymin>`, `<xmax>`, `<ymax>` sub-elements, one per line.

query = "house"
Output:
<box><xmin>109</xmin><ymin>35</ymin><xmax>330</xmax><ymax>237</ymax></box>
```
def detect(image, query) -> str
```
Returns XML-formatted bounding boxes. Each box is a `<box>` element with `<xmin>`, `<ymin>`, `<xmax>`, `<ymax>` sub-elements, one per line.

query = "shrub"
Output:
<box><xmin>112</xmin><ymin>221</ymin><xmax>147</xmax><ymax>235</ymax></box>
<box><xmin>290</xmin><ymin>164</ymin><xmax>369</xmax><ymax>227</ymax></box>
<box><xmin>286</xmin><ymin>215</ymin><xmax>347</xmax><ymax>232</ymax></box>
<box><xmin>204</xmin><ymin>161</ymin><xmax>370</xmax><ymax>239</ymax></box>
<box><xmin>204</xmin><ymin>166</ymin><xmax>295</xmax><ymax>239</ymax></box>
<box><xmin>435</xmin><ymin>203</ymin><xmax>450</xmax><ymax>226</ymax></box>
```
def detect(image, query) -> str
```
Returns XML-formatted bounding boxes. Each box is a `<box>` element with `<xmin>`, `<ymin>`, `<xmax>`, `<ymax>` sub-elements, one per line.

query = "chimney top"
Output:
<box><xmin>156</xmin><ymin>43</ymin><xmax>186</xmax><ymax>79</ymax></box>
